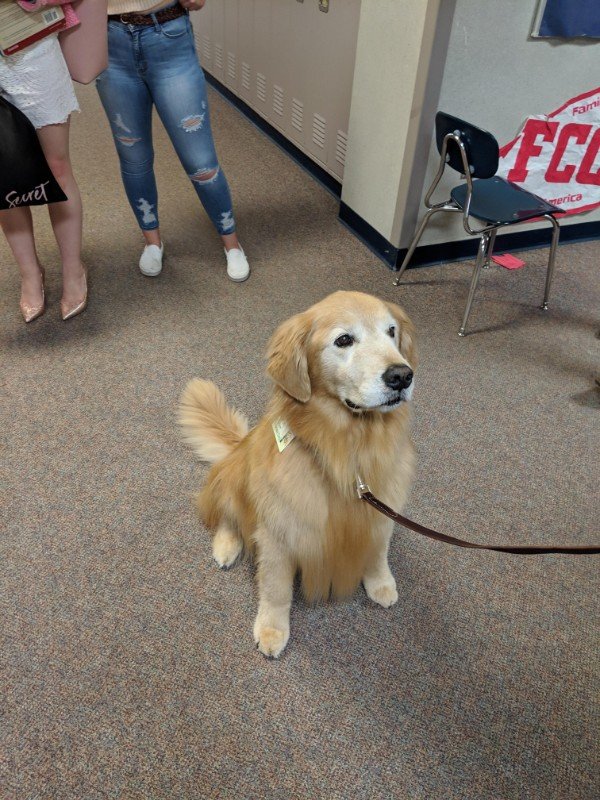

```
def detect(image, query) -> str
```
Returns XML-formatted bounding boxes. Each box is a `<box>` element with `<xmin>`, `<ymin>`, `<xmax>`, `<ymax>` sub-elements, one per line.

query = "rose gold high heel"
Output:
<box><xmin>20</xmin><ymin>267</ymin><xmax>46</xmax><ymax>323</ymax></box>
<box><xmin>61</xmin><ymin>267</ymin><xmax>88</xmax><ymax>321</ymax></box>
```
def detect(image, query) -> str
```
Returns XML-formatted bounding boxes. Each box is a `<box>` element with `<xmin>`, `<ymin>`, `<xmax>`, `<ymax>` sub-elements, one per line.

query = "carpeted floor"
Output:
<box><xmin>1</xmin><ymin>83</ymin><xmax>599</xmax><ymax>800</ymax></box>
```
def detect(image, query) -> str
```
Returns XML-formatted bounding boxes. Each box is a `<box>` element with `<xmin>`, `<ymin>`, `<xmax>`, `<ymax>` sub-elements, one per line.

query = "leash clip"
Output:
<box><xmin>355</xmin><ymin>474</ymin><xmax>370</xmax><ymax>499</ymax></box>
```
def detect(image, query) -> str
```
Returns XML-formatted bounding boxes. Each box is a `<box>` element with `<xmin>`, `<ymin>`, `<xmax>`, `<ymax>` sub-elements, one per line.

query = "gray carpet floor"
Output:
<box><xmin>1</xmin><ymin>83</ymin><xmax>599</xmax><ymax>800</ymax></box>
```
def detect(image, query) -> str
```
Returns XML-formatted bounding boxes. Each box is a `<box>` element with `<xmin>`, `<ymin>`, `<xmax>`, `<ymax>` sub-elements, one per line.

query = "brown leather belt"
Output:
<box><xmin>356</xmin><ymin>477</ymin><xmax>600</xmax><ymax>555</ymax></box>
<box><xmin>108</xmin><ymin>4</ymin><xmax>186</xmax><ymax>26</ymax></box>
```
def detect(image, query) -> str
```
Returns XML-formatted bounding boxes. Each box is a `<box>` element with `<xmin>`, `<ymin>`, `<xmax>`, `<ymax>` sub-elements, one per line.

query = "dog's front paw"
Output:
<box><xmin>364</xmin><ymin>577</ymin><xmax>398</xmax><ymax>608</ymax></box>
<box><xmin>253</xmin><ymin>618</ymin><xmax>290</xmax><ymax>659</ymax></box>
<box><xmin>212</xmin><ymin>526</ymin><xmax>243</xmax><ymax>568</ymax></box>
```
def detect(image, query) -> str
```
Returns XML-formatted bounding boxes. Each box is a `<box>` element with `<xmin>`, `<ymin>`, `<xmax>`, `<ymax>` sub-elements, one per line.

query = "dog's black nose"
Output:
<box><xmin>382</xmin><ymin>365</ymin><xmax>413</xmax><ymax>391</ymax></box>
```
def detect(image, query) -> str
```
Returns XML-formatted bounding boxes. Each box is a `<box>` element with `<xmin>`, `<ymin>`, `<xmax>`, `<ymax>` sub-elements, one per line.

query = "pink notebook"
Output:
<box><xmin>59</xmin><ymin>0</ymin><xmax>108</xmax><ymax>84</ymax></box>
<box><xmin>491</xmin><ymin>254</ymin><xmax>525</xmax><ymax>270</ymax></box>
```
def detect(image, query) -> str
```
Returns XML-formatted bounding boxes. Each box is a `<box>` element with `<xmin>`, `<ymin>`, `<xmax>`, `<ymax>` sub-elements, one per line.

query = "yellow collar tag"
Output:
<box><xmin>272</xmin><ymin>418</ymin><xmax>295</xmax><ymax>452</ymax></box>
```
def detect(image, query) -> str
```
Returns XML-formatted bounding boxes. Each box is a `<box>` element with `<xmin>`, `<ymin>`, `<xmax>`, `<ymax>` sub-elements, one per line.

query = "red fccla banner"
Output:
<box><xmin>497</xmin><ymin>87</ymin><xmax>600</xmax><ymax>215</ymax></box>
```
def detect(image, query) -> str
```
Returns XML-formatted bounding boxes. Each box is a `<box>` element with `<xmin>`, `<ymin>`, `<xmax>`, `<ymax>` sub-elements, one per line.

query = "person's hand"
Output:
<box><xmin>179</xmin><ymin>0</ymin><xmax>207</xmax><ymax>11</ymax></box>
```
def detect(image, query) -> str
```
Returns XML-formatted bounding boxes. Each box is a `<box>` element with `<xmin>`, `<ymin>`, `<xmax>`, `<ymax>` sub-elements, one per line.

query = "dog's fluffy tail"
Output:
<box><xmin>178</xmin><ymin>379</ymin><xmax>249</xmax><ymax>464</ymax></box>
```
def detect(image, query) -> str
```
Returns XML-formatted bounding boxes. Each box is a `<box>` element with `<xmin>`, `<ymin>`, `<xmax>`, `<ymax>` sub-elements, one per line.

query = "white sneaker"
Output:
<box><xmin>224</xmin><ymin>246</ymin><xmax>250</xmax><ymax>282</ymax></box>
<box><xmin>139</xmin><ymin>242</ymin><xmax>164</xmax><ymax>276</ymax></box>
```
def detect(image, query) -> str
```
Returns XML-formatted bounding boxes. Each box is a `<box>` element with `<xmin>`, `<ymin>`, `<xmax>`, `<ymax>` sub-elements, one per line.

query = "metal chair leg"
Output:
<box><xmin>458</xmin><ymin>234</ymin><xmax>488</xmax><ymax>337</ymax></box>
<box><xmin>483</xmin><ymin>227</ymin><xmax>497</xmax><ymax>269</ymax></box>
<box><xmin>393</xmin><ymin>207</ymin><xmax>443</xmax><ymax>286</ymax></box>
<box><xmin>541</xmin><ymin>214</ymin><xmax>560</xmax><ymax>310</ymax></box>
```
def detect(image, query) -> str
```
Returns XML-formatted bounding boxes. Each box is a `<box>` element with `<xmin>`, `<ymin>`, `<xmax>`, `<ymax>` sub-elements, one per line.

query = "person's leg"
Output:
<box><xmin>0</xmin><ymin>206</ymin><xmax>44</xmax><ymax>319</ymax></box>
<box><xmin>0</xmin><ymin>34</ymin><xmax>77</xmax><ymax>319</ymax></box>
<box><xmin>153</xmin><ymin>75</ymin><xmax>238</xmax><ymax>245</ymax></box>
<box><xmin>144</xmin><ymin>15</ymin><xmax>248</xmax><ymax>277</ymax></box>
<box><xmin>95</xmin><ymin>23</ymin><xmax>162</xmax><ymax>256</ymax></box>
<box><xmin>36</xmin><ymin>120</ymin><xmax>86</xmax><ymax>313</ymax></box>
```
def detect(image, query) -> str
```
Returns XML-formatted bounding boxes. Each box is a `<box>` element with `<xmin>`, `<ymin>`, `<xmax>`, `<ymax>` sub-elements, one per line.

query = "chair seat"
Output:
<box><xmin>451</xmin><ymin>176</ymin><xmax>562</xmax><ymax>224</ymax></box>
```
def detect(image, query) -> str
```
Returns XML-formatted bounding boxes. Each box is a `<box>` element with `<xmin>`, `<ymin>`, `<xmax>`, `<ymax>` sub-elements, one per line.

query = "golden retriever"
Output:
<box><xmin>178</xmin><ymin>291</ymin><xmax>417</xmax><ymax>657</ymax></box>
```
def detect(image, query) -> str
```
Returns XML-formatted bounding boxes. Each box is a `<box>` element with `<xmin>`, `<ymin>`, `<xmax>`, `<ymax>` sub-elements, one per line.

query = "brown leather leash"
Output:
<box><xmin>356</xmin><ymin>477</ymin><xmax>600</xmax><ymax>555</ymax></box>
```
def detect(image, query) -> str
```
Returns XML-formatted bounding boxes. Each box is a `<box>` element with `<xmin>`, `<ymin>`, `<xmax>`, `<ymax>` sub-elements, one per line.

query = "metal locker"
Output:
<box><xmin>251</xmin><ymin>0</ymin><xmax>273</xmax><ymax>122</ymax></box>
<box><xmin>223</xmin><ymin>0</ymin><xmax>239</xmax><ymax>93</ymax></box>
<box><xmin>237</xmin><ymin>0</ymin><xmax>255</xmax><ymax>106</ymax></box>
<box><xmin>209</xmin><ymin>0</ymin><xmax>225</xmax><ymax>82</ymax></box>
<box><xmin>191</xmin><ymin>0</ymin><xmax>361</xmax><ymax>182</ymax></box>
<box><xmin>266</xmin><ymin>0</ymin><xmax>293</xmax><ymax>138</ymax></box>
<box><xmin>300</xmin><ymin>0</ymin><xmax>360</xmax><ymax>179</ymax></box>
<box><xmin>194</xmin><ymin>2</ymin><xmax>213</xmax><ymax>70</ymax></box>
<box><xmin>285</xmin><ymin>0</ymin><xmax>314</xmax><ymax>152</ymax></box>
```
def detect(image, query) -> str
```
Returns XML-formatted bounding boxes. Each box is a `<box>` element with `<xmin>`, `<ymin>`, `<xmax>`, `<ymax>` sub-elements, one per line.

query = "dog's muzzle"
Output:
<box><xmin>344</xmin><ymin>367</ymin><xmax>414</xmax><ymax>412</ymax></box>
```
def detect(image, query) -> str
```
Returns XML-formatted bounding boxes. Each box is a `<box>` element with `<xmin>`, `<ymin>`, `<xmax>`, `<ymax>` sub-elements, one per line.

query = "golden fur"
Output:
<box><xmin>179</xmin><ymin>291</ymin><xmax>417</xmax><ymax>657</ymax></box>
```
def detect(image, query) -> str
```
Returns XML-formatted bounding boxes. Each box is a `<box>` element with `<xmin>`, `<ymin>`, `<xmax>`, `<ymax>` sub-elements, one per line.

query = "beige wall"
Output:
<box><xmin>341</xmin><ymin>0</ymin><xmax>443</xmax><ymax>243</ymax></box>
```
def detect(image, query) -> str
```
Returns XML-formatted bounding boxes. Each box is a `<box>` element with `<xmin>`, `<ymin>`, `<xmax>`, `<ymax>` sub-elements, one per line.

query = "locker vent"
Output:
<box><xmin>202</xmin><ymin>34</ymin><xmax>211</xmax><ymax>63</ymax></box>
<box><xmin>241</xmin><ymin>62</ymin><xmax>251</xmax><ymax>91</ymax></box>
<box><xmin>291</xmin><ymin>98</ymin><xmax>304</xmax><ymax>132</ymax></box>
<box><xmin>256</xmin><ymin>72</ymin><xmax>267</xmax><ymax>103</ymax></box>
<box><xmin>335</xmin><ymin>130</ymin><xmax>348</xmax><ymax>166</ymax></box>
<box><xmin>273</xmin><ymin>85</ymin><xmax>284</xmax><ymax>117</ymax></box>
<box><xmin>312</xmin><ymin>113</ymin><xmax>326</xmax><ymax>148</ymax></box>
<box><xmin>227</xmin><ymin>51</ymin><xmax>236</xmax><ymax>81</ymax></box>
<box><xmin>214</xmin><ymin>43</ymin><xmax>223</xmax><ymax>71</ymax></box>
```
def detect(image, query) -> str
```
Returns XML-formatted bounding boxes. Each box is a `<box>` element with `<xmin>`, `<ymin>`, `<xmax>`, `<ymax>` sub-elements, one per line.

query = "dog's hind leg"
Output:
<box><xmin>253</xmin><ymin>530</ymin><xmax>295</xmax><ymax>658</ymax></box>
<box><xmin>362</xmin><ymin>523</ymin><xmax>398</xmax><ymax>608</ymax></box>
<box><xmin>212</xmin><ymin>523</ymin><xmax>243</xmax><ymax>568</ymax></box>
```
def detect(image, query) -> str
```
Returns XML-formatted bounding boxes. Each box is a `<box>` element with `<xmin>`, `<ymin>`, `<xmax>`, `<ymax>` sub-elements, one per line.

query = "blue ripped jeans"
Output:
<box><xmin>96</xmin><ymin>9</ymin><xmax>235</xmax><ymax>235</ymax></box>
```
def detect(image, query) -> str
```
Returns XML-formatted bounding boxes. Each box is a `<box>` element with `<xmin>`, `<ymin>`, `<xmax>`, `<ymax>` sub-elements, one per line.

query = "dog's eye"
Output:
<box><xmin>334</xmin><ymin>333</ymin><xmax>354</xmax><ymax>348</ymax></box>
<box><xmin>387</xmin><ymin>326</ymin><xmax>396</xmax><ymax>338</ymax></box>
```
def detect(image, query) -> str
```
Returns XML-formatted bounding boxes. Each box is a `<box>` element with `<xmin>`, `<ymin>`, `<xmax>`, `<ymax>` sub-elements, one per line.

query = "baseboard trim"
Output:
<box><xmin>204</xmin><ymin>71</ymin><xmax>342</xmax><ymax>199</ymax></box>
<box><xmin>339</xmin><ymin>202</ymin><xmax>600</xmax><ymax>269</ymax></box>
<box><xmin>338</xmin><ymin>202</ymin><xmax>400</xmax><ymax>267</ymax></box>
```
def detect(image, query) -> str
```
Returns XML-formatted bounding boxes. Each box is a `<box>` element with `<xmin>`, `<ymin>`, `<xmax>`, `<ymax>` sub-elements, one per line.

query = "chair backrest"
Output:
<box><xmin>435</xmin><ymin>112</ymin><xmax>499</xmax><ymax>179</ymax></box>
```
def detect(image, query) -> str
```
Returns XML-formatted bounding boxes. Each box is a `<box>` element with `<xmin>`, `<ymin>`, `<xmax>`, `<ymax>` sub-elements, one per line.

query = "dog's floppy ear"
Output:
<box><xmin>267</xmin><ymin>312</ymin><xmax>311</xmax><ymax>402</ymax></box>
<box><xmin>385</xmin><ymin>301</ymin><xmax>418</xmax><ymax>369</ymax></box>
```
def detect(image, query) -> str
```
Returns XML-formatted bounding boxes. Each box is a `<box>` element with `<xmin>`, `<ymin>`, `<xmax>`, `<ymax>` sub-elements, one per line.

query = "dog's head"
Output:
<box><xmin>267</xmin><ymin>291</ymin><xmax>417</xmax><ymax>413</ymax></box>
